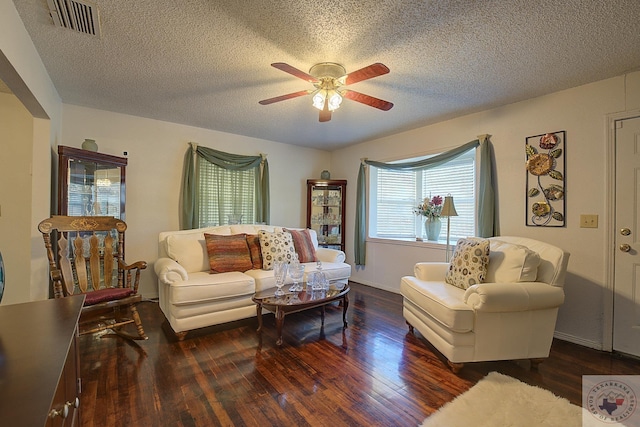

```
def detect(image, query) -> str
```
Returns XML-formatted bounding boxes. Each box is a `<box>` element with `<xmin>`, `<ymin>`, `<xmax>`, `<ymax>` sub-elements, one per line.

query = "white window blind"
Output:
<box><xmin>375</xmin><ymin>169</ymin><xmax>417</xmax><ymax>238</ymax></box>
<box><xmin>420</xmin><ymin>151</ymin><xmax>476</xmax><ymax>240</ymax></box>
<box><xmin>370</xmin><ymin>149</ymin><xmax>476</xmax><ymax>241</ymax></box>
<box><xmin>197</xmin><ymin>157</ymin><xmax>256</xmax><ymax>227</ymax></box>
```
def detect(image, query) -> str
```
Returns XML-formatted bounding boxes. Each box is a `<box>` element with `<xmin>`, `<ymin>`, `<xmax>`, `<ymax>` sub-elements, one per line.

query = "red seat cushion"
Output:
<box><xmin>84</xmin><ymin>287</ymin><xmax>134</xmax><ymax>306</ymax></box>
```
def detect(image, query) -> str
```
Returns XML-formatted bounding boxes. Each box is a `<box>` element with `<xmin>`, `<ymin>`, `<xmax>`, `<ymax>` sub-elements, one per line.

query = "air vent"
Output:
<box><xmin>47</xmin><ymin>0</ymin><xmax>101</xmax><ymax>37</ymax></box>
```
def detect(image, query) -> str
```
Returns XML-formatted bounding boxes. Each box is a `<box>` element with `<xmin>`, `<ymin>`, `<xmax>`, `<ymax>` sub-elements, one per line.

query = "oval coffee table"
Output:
<box><xmin>252</xmin><ymin>284</ymin><xmax>350</xmax><ymax>346</ymax></box>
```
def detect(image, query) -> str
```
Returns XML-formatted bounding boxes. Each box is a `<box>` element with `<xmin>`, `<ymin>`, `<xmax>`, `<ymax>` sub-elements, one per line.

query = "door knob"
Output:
<box><xmin>621</xmin><ymin>228</ymin><xmax>631</xmax><ymax>236</ymax></box>
<box><xmin>620</xmin><ymin>243</ymin><xmax>631</xmax><ymax>252</ymax></box>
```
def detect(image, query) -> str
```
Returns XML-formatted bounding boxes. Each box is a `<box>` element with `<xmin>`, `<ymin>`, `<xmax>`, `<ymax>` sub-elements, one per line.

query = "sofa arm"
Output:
<box><xmin>464</xmin><ymin>282</ymin><xmax>565</xmax><ymax>312</ymax></box>
<box><xmin>413</xmin><ymin>262</ymin><xmax>449</xmax><ymax>281</ymax></box>
<box><xmin>316</xmin><ymin>247</ymin><xmax>345</xmax><ymax>263</ymax></box>
<box><xmin>154</xmin><ymin>257</ymin><xmax>189</xmax><ymax>284</ymax></box>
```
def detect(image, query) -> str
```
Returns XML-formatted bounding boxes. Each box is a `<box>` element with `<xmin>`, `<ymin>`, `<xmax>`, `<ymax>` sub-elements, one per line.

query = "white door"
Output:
<box><xmin>614</xmin><ymin>115</ymin><xmax>640</xmax><ymax>357</ymax></box>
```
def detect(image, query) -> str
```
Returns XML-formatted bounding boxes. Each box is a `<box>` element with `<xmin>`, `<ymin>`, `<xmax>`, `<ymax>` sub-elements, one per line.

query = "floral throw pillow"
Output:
<box><xmin>445</xmin><ymin>237</ymin><xmax>490</xmax><ymax>289</ymax></box>
<box><xmin>258</xmin><ymin>230</ymin><xmax>296</xmax><ymax>270</ymax></box>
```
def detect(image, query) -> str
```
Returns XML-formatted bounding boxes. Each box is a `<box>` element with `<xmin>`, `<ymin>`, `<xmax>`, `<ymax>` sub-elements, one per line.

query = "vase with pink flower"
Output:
<box><xmin>414</xmin><ymin>195</ymin><xmax>443</xmax><ymax>241</ymax></box>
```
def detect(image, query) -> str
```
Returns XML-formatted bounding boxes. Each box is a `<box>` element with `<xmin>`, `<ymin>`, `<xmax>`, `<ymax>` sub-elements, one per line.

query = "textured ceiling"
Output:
<box><xmin>11</xmin><ymin>0</ymin><xmax>640</xmax><ymax>150</ymax></box>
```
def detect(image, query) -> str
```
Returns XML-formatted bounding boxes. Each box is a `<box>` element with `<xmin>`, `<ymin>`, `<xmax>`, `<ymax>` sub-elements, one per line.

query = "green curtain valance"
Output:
<box><xmin>181</xmin><ymin>143</ymin><xmax>270</xmax><ymax>229</ymax></box>
<box><xmin>354</xmin><ymin>138</ymin><xmax>495</xmax><ymax>266</ymax></box>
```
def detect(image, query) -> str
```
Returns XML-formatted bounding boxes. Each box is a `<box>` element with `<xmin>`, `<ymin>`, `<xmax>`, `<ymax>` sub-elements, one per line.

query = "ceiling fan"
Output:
<box><xmin>259</xmin><ymin>62</ymin><xmax>394</xmax><ymax>122</ymax></box>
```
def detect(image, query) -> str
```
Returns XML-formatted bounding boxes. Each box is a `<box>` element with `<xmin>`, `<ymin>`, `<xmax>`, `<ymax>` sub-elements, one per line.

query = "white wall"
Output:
<box><xmin>60</xmin><ymin>105</ymin><xmax>332</xmax><ymax>297</ymax></box>
<box><xmin>330</xmin><ymin>71</ymin><xmax>640</xmax><ymax>350</ymax></box>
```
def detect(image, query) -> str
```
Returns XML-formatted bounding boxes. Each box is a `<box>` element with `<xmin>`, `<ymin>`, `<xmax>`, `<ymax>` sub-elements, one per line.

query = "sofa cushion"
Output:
<box><xmin>204</xmin><ymin>233</ymin><xmax>253</xmax><ymax>273</ymax></box>
<box><xmin>166</xmin><ymin>234</ymin><xmax>208</xmax><ymax>273</ymax></box>
<box><xmin>400</xmin><ymin>276</ymin><xmax>475</xmax><ymax>332</ymax></box>
<box><xmin>446</xmin><ymin>238</ymin><xmax>490</xmax><ymax>289</ymax></box>
<box><xmin>246</xmin><ymin>234</ymin><xmax>263</xmax><ymax>270</ymax></box>
<box><xmin>169</xmin><ymin>271</ymin><xmax>255</xmax><ymax>304</ymax></box>
<box><xmin>284</xmin><ymin>228</ymin><xmax>318</xmax><ymax>263</ymax></box>
<box><xmin>258</xmin><ymin>230</ymin><xmax>296</xmax><ymax>270</ymax></box>
<box><xmin>486</xmin><ymin>240</ymin><xmax>541</xmax><ymax>283</ymax></box>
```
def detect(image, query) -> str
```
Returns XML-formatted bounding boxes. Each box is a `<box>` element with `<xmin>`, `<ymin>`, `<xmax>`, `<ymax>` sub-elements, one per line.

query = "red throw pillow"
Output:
<box><xmin>204</xmin><ymin>233</ymin><xmax>253</xmax><ymax>273</ymax></box>
<box><xmin>245</xmin><ymin>234</ymin><xmax>263</xmax><ymax>270</ymax></box>
<box><xmin>284</xmin><ymin>228</ymin><xmax>318</xmax><ymax>263</ymax></box>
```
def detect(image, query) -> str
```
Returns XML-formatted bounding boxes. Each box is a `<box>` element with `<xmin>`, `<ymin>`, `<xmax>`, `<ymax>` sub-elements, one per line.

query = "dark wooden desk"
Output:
<box><xmin>0</xmin><ymin>295</ymin><xmax>84</xmax><ymax>426</ymax></box>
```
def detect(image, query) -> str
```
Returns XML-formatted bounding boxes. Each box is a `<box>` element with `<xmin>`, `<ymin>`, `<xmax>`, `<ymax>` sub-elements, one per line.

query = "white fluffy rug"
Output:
<box><xmin>421</xmin><ymin>372</ymin><xmax>619</xmax><ymax>427</ymax></box>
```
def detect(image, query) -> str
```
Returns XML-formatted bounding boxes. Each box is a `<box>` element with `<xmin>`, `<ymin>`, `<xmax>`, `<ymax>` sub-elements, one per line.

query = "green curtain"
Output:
<box><xmin>354</xmin><ymin>138</ymin><xmax>495</xmax><ymax>266</ymax></box>
<box><xmin>181</xmin><ymin>143</ymin><xmax>270</xmax><ymax>229</ymax></box>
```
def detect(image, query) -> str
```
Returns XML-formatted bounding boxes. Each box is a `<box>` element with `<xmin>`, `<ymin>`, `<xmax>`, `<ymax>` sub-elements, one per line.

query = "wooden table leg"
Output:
<box><xmin>342</xmin><ymin>294</ymin><xmax>349</xmax><ymax>328</ymax></box>
<box><xmin>275</xmin><ymin>307</ymin><xmax>285</xmax><ymax>346</ymax></box>
<box><xmin>255</xmin><ymin>303</ymin><xmax>263</xmax><ymax>334</ymax></box>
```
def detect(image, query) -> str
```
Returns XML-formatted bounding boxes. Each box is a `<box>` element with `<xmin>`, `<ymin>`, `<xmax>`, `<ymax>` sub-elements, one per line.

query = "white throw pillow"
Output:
<box><xmin>486</xmin><ymin>240</ymin><xmax>540</xmax><ymax>283</ymax></box>
<box><xmin>166</xmin><ymin>234</ymin><xmax>208</xmax><ymax>273</ymax></box>
<box><xmin>445</xmin><ymin>237</ymin><xmax>490</xmax><ymax>289</ymax></box>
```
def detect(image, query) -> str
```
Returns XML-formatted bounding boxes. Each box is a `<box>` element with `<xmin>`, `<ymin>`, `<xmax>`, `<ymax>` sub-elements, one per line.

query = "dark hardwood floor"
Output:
<box><xmin>78</xmin><ymin>282</ymin><xmax>640</xmax><ymax>426</ymax></box>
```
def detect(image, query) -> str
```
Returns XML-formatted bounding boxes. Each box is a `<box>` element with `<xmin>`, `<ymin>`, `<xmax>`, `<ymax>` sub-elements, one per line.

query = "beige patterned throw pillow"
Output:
<box><xmin>445</xmin><ymin>237</ymin><xmax>490</xmax><ymax>289</ymax></box>
<box><xmin>258</xmin><ymin>230</ymin><xmax>296</xmax><ymax>270</ymax></box>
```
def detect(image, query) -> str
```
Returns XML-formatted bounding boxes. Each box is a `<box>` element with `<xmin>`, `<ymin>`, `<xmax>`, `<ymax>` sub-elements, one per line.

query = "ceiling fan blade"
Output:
<box><xmin>343</xmin><ymin>90</ymin><xmax>394</xmax><ymax>111</ymax></box>
<box><xmin>343</xmin><ymin>63</ymin><xmax>390</xmax><ymax>85</ymax></box>
<box><xmin>259</xmin><ymin>90</ymin><xmax>311</xmax><ymax>105</ymax></box>
<box><xmin>271</xmin><ymin>63</ymin><xmax>319</xmax><ymax>83</ymax></box>
<box><xmin>319</xmin><ymin>98</ymin><xmax>331</xmax><ymax>122</ymax></box>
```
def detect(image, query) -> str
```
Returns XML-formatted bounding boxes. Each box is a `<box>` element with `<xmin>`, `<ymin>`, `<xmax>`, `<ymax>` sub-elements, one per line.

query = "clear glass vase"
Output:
<box><xmin>288</xmin><ymin>261</ymin><xmax>305</xmax><ymax>292</ymax></box>
<box><xmin>273</xmin><ymin>261</ymin><xmax>288</xmax><ymax>297</ymax></box>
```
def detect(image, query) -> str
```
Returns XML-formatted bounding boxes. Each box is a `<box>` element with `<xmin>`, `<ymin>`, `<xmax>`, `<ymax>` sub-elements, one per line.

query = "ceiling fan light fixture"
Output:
<box><xmin>312</xmin><ymin>90</ymin><xmax>325</xmax><ymax>110</ymax></box>
<box><xmin>328</xmin><ymin>90</ymin><xmax>343</xmax><ymax>111</ymax></box>
<box><xmin>260</xmin><ymin>61</ymin><xmax>393</xmax><ymax>121</ymax></box>
<box><xmin>312</xmin><ymin>89</ymin><xmax>343</xmax><ymax>111</ymax></box>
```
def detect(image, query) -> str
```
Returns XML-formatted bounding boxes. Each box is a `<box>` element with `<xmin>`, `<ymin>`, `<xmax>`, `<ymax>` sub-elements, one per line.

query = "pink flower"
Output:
<box><xmin>414</xmin><ymin>195</ymin><xmax>444</xmax><ymax>219</ymax></box>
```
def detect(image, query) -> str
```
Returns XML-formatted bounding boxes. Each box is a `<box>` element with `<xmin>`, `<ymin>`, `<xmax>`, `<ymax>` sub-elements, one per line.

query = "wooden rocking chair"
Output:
<box><xmin>39</xmin><ymin>216</ymin><xmax>148</xmax><ymax>340</ymax></box>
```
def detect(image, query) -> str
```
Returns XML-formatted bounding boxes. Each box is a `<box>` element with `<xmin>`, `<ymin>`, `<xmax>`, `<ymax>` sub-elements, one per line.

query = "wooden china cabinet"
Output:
<box><xmin>306</xmin><ymin>179</ymin><xmax>347</xmax><ymax>252</ymax></box>
<box><xmin>57</xmin><ymin>145</ymin><xmax>127</xmax><ymax>219</ymax></box>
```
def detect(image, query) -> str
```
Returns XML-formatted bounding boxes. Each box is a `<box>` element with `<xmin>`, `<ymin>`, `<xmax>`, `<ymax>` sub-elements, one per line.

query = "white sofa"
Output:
<box><xmin>154</xmin><ymin>224</ymin><xmax>351</xmax><ymax>339</ymax></box>
<box><xmin>400</xmin><ymin>236</ymin><xmax>570</xmax><ymax>372</ymax></box>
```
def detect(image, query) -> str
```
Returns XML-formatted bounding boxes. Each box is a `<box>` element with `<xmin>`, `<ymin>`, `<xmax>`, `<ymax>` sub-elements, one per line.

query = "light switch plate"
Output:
<box><xmin>580</xmin><ymin>214</ymin><xmax>598</xmax><ymax>228</ymax></box>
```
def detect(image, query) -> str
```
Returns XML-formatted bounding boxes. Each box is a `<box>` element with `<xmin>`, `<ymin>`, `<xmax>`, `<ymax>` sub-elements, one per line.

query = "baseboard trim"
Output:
<box><xmin>553</xmin><ymin>331</ymin><xmax>603</xmax><ymax>351</ymax></box>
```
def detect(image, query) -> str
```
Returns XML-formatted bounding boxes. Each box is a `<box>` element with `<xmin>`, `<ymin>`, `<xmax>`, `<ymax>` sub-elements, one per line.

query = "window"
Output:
<box><xmin>369</xmin><ymin>149</ymin><xmax>476</xmax><ymax>241</ymax></box>
<box><xmin>197</xmin><ymin>157</ymin><xmax>257</xmax><ymax>227</ymax></box>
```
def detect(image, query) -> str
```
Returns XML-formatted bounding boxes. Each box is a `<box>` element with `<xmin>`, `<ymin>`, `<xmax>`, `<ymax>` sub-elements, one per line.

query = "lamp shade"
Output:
<box><xmin>441</xmin><ymin>195</ymin><xmax>458</xmax><ymax>217</ymax></box>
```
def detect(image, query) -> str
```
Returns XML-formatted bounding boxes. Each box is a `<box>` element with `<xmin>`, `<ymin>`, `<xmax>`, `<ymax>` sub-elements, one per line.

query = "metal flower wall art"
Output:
<box><xmin>525</xmin><ymin>131</ymin><xmax>566</xmax><ymax>227</ymax></box>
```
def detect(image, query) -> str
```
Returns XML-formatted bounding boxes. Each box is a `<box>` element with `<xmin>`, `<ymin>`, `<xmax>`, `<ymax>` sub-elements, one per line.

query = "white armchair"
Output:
<box><xmin>400</xmin><ymin>236</ymin><xmax>570</xmax><ymax>372</ymax></box>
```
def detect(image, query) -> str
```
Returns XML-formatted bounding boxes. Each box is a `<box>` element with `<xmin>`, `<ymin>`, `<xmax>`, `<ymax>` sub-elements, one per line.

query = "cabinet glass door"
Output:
<box><xmin>58</xmin><ymin>145</ymin><xmax>127</xmax><ymax>219</ymax></box>
<box><xmin>307</xmin><ymin>179</ymin><xmax>347</xmax><ymax>251</ymax></box>
<box><xmin>66</xmin><ymin>158</ymin><xmax>122</xmax><ymax>217</ymax></box>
